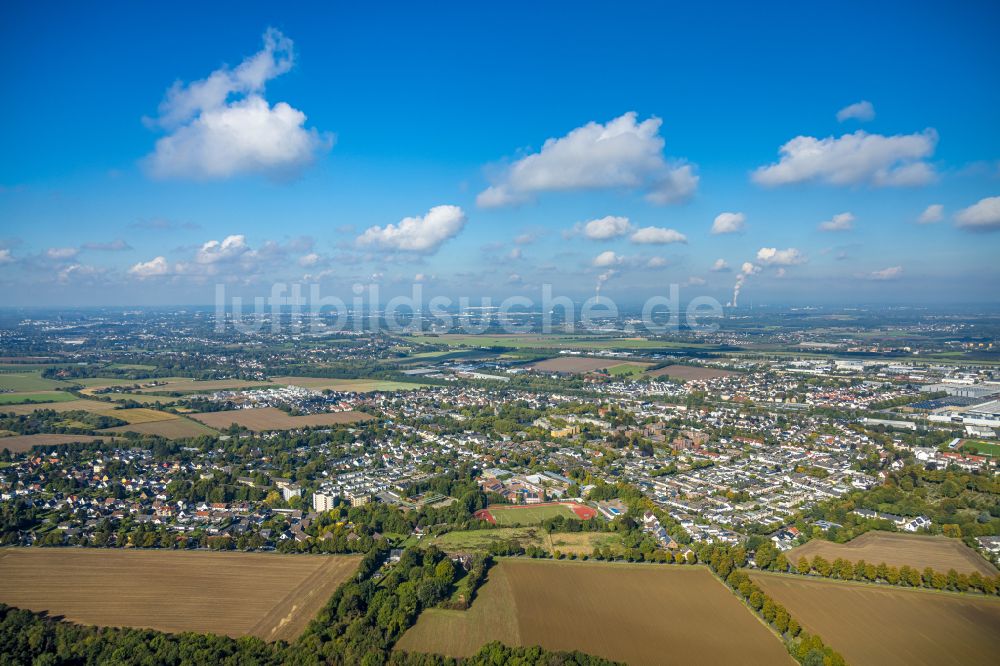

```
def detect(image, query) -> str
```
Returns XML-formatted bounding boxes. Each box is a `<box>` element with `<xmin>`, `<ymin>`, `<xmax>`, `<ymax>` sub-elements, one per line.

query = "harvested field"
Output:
<box><xmin>190</xmin><ymin>406</ymin><xmax>373</xmax><ymax>432</ymax></box>
<box><xmin>645</xmin><ymin>364</ymin><xmax>737</xmax><ymax>381</ymax></box>
<box><xmin>2</xmin><ymin>399</ymin><xmax>121</xmax><ymax>415</ymax></box>
<box><xmin>474</xmin><ymin>502</ymin><xmax>597</xmax><ymax>526</ymax></box>
<box><xmin>750</xmin><ymin>571</ymin><xmax>1000</xmax><ymax>666</ymax></box>
<box><xmin>397</xmin><ymin>559</ymin><xmax>791</xmax><ymax>665</ymax></box>
<box><xmin>101</xmin><ymin>417</ymin><xmax>218</xmax><ymax>439</ymax></box>
<box><xmin>272</xmin><ymin>376</ymin><xmax>427</xmax><ymax>392</ymax></box>
<box><xmin>0</xmin><ymin>548</ymin><xmax>361</xmax><ymax>641</ymax></box>
<box><xmin>786</xmin><ymin>532</ymin><xmax>997</xmax><ymax>577</ymax></box>
<box><xmin>0</xmin><ymin>434</ymin><xmax>112</xmax><ymax>453</ymax></box>
<box><xmin>529</xmin><ymin>357</ymin><xmax>650</xmax><ymax>374</ymax></box>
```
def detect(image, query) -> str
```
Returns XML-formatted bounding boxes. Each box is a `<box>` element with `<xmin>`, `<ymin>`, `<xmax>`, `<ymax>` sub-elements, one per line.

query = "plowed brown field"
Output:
<box><xmin>398</xmin><ymin>559</ymin><xmax>791</xmax><ymax>665</ymax></box>
<box><xmin>0</xmin><ymin>548</ymin><xmax>360</xmax><ymax>641</ymax></box>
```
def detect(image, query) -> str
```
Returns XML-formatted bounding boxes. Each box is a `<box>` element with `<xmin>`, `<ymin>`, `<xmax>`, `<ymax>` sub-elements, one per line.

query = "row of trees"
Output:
<box><xmin>754</xmin><ymin>541</ymin><xmax>1000</xmax><ymax>595</ymax></box>
<box><xmin>699</xmin><ymin>543</ymin><xmax>847</xmax><ymax>666</ymax></box>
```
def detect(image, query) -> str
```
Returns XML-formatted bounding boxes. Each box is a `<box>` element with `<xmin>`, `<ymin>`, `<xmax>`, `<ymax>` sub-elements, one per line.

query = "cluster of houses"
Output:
<box><xmin>850</xmin><ymin>509</ymin><xmax>933</xmax><ymax>533</ymax></box>
<box><xmin>641</xmin><ymin>511</ymin><xmax>680</xmax><ymax>550</ymax></box>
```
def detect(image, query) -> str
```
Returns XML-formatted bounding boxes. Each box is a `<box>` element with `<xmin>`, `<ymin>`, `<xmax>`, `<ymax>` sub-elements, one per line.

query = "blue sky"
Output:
<box><xmin>1</xmin><ymin>0</ymin><xmax>999</xmax><ymax>306</ymax></box>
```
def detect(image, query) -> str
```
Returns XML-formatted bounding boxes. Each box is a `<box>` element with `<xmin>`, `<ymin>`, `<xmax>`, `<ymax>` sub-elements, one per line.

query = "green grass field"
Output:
<box><xmin>0</xmin><ymin>371</ymin><xmax>70</xmax><ymax>392</ymax></box>
<box><xmin>488</xmin><ymin>504</ymin><xmax>580</xmax><ymax>526</ymax></box>
<box><xmin>962</xmin><ymin>440</ymin><xmax>1000</xmax><ymax>457</ymax></box>
<box><xmin>72</xmin><ymin>377</ymin><xmax>147</xmax><ymax>388</ymax></box>
<box><xmin>606</xmin><ymin>363</ymin><xmax>647</xmax><ymax>376</ymax></box>
<box><xmin>0</xmin><ymin>391</ymin><xmax>78</xmax><ymax>405</ymax></box>
<box><xmin>422</xmin><ymin>528</ymin><xmax>547</xmax><ymax>553</ymax></box>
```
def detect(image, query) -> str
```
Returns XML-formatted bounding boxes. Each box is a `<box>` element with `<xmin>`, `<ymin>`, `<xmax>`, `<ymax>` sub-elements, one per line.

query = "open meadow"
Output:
<box><xmin>475</xmin><ymin>502</ymin><xmax>596</xmax><ymax>526</ymax></box>
<box><xmin>786</xmin><ymin>532</ymin><xmax>998</xmax><ymax>577</ymax></box>
<box><xmin>423</xmin><ymin>528</ymin><xmax>547</xmax><ymax>553</ymax></box>
<box><xmin>397</xmin><ymin>559</ymin><xmax>792</xmax><ymax>665</ymax></box>
<box><xmin>1</xmin><ymin>399</ymin><xmax>120</xmax><ymax>416</ymax></box>
<box><xmin>750</xmin><ymin>571</ymin><xmax>1000</xmax><ymax>666</ymax></box>
<box><xmin>191</xmin><ymin>406</ymin><xmax>373</xmax><ymax>431</ymax></box>
<box><xmin>0</xmin><ymin>391</ymin><xmax>77</xmax><ymax>405</ymax></box>
<box><xmin>0</xmin><ymin>548</ymin><xmax>361</xmax><ymax>642</ymax></box>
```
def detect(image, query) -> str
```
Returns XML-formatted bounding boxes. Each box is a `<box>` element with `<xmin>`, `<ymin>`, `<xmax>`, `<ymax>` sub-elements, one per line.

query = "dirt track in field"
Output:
<box><xmin>0</xmin><ymin>548</ymin><xmax>360</xmax><ymax>641</ymax></box>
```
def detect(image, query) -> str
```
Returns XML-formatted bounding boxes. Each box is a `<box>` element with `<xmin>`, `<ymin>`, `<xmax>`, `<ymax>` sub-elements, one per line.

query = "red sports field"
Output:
<box><xmin>474</xmin><ymin>502</ymin><xmax>597</xmax><ymax>525</ymax></box>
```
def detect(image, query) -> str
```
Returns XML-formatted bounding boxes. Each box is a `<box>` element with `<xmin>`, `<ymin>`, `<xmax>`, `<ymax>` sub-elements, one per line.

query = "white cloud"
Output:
<box><xmin>476</xmin><ymin>112</ymin><xmax>697</xmax><ymax>207</ymax></box>
<box><xmin>144</xmin><ymin>29</ymin><xmax>331</xmax><ymax>180</ymax></box>
<box><xmin>196</xmin><ymin>234</ymin><xmax>251</xmax><ymax>264</ymax></box>
<box><xmin>868</xmin><ymin>265</ymin><xmax>903</xmax><ymax>280</ymax></box>
<box><xmin>955</xmin><ymin>196</ymin><xmax>1000</xmax><ymax>232</ymax></box>
<box><xmin>357</xmin><ymin>205</ymin><xmax>467</xmax><ymax>253</ymax></box>
<box><xmin>57</xmin><ymin>264</ymin><xmax>105</xmax><ymax>284</ymax></box>
<box><xmin>685</xmin><ymin>276</ymin><xmax>707</xmax><ymax>286</ymax></box>
<box><xmin>711</xmin><ymin>212</ymin><xmax>745</xmax><ymax>235</ymax></box>
<box><xmin>647</xmin><ymin>256</ymin><xmax>668</xmax><ymax>268</ymax></box>
<box><xmin>592</xmin><ymin>250</ymin><xmax>622</xmax><ymax>267</ymax></box>
<box><xmin>756</xmin><ymin>247</ymin><xmax>806</xmax><ymax>266</ymax></box>
<box><xmin>0</xmin><ymin>249</ymin><xmax>12</xmax><ymax>264</ymax></box>
<box><xmin>836</xmin><ymin>101</ymin><xmax>875</xmax><ymax>123</ymax></box>
<box><xmin>298</xmin><ymin>252</ymin><xmax>321</xmax><ymax>267</ymax></box>
<box><xmin>46</xmin><ymin>247</ymin><xmax>79</xmax><ymax>260</ymax></box>
<box><xmin>917</xmin><ymin>204</ymin><xmax>943</xmax><ymax>224</ymax></box>
<box><xmin>741</xmin><ymin>262</ymin><xmax>761</xmax><ymax>275</ymax></box>
<box><xmin>513</xmin><ymin>233</ymin><xmax>537</xmax><ymax>245</ymax></box>
<box><xmin>818</xmin><ymin>212</ymin><xmax>855</xmax><ymax>232</ymax></box>
<box><xmin>129</xmin><ymin>256</ymin><xmax>171</xmax><ymax>278</ymax></box>
<box><xmin>577</xmin><ymin>215</ymin><xmax>633</xmax><ymax>240</ymax></box>
<box><xmin>711</xmin><ymin>258</ymin><xmax>730</xmax><ymax>272</ymax></box>
<box><xmin>753</xmin><ymin>129</ymin><xmax>937</xmax><ymax>187</ymax></box>
<box><xmin>508</xmin><ymin>247</ymin><xmax>523</xmax><ymax>260</ymax></box>
<box><xmin>629</xmin><ymin>226</ymin><xmax>687</xmax><ymax>245</ymax></box>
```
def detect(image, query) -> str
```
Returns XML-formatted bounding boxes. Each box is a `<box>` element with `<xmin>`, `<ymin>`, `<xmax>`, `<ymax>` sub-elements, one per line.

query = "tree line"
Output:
<box><xmin>753</xmin><ymin>541</ymin><xmax>999</xmax><ymax>595</ymax></box>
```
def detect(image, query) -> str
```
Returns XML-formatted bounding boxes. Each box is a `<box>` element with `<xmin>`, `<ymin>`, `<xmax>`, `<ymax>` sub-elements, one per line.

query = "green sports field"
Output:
<box><xmin>485</xmin><ymin>504</ymin><xmax>581</xmax><ymax>526</ymax></box>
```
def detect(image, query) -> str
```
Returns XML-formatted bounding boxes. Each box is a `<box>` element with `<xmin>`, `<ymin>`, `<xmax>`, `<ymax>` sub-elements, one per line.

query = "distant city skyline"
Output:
<box><xmin>2</xmin><ymin>1</ymin><xmax>999</xmax><ymax>306</ymax></box>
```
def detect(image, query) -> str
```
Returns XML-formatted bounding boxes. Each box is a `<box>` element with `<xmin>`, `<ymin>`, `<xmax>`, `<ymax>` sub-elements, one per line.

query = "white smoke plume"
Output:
<box><xmin>595</xmin><ymin>269</ymin><xmax>617</xmax><ymax>304</ymax></box>
<box><xmin>729</xmin><ymin>262</ymin><xmax>760</xmax><ymax>307</ymax></box>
